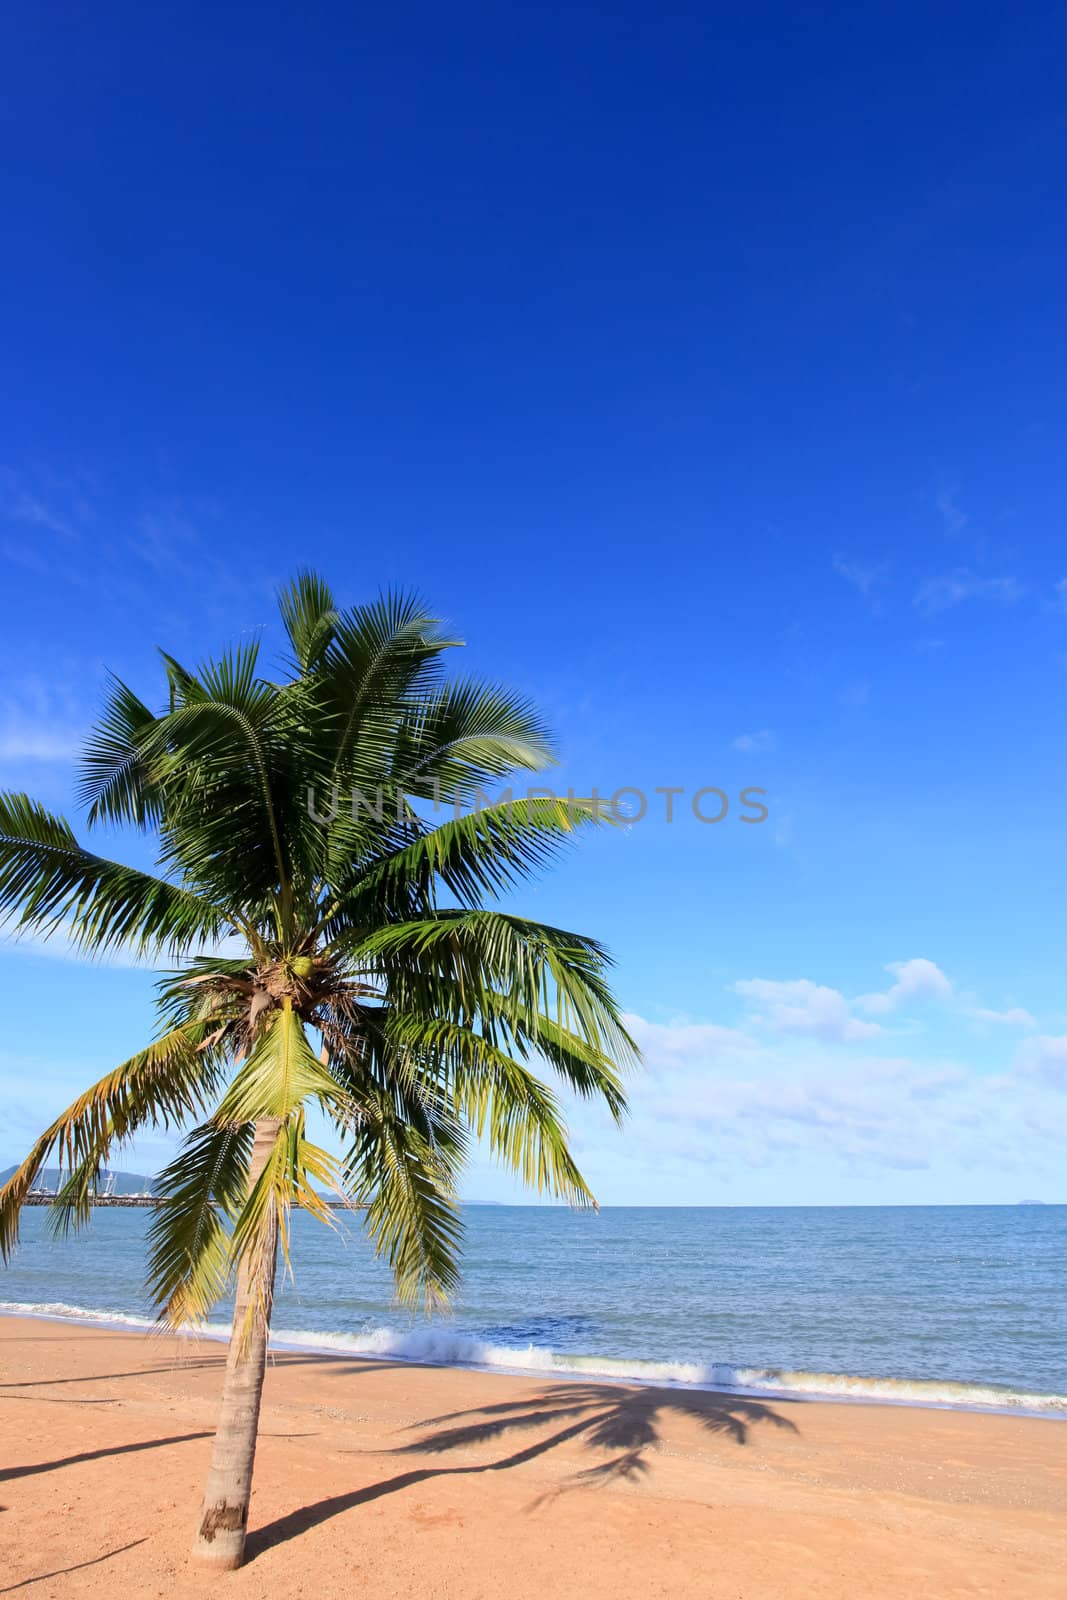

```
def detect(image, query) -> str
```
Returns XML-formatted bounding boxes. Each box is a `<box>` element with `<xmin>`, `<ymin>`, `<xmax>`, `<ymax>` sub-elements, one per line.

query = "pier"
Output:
<box><xmin>23</xmin><ymin>1194</ymin><xmax>368</xmax><ymax>1209</ymax></box>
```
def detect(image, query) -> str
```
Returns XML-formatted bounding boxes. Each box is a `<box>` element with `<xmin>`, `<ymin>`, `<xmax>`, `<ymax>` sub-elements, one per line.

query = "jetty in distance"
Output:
<box><xmin>22</xmin><ymin>1194</ymin><xmax>368</xmax><ymax>1209</ymax></box>
<box><xmin>6</xmin><ymin>1166</ymin><xmax>366</xmax><ymax>1209</ymax></box>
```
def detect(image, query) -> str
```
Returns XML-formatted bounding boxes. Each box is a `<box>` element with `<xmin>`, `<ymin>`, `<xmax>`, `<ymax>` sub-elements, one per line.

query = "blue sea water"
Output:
<box><xmin>2</xmin><ymin>1204</ymin><xmax>1065</xmax><ymax>1414</ymax></box>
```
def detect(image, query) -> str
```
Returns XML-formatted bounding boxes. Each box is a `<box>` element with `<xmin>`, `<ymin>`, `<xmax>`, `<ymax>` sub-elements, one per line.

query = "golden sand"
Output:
<box><xmin>1</xmin><ymin>1316</ymin><xmax>1064</xmax><ymax>1597</ymax></box>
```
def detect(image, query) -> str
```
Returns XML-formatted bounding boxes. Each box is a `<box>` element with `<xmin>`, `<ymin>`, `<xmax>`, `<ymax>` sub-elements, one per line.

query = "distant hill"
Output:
<box><xmin>0</xmin><ymin>1165</ymin><xmax>159</xmax><ymax>1196</ymax></box>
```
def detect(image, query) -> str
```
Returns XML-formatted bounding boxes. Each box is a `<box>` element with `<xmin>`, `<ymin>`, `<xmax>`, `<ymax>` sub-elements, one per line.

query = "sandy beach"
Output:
<box><xmin>0</xmin><ymin>1317</ymin><xmax>1063</xmax><ymax>1598</ymax></box>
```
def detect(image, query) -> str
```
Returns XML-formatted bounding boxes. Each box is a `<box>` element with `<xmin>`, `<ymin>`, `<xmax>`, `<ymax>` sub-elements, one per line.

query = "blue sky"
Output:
<box><xmin>2</xmin><ymin>1</ymin><xmax>1066</xmax><ymax>1203</ymax></box>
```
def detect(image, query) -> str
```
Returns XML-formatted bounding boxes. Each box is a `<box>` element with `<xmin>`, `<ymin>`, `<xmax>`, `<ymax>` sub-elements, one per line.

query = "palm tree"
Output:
<box><xmin>0</xmin><ymin>576</ymin><xmax>634</xmax><ymax>1571</ymax></box>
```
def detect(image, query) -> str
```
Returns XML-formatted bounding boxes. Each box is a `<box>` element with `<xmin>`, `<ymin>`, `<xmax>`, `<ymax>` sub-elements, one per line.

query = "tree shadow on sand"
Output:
<box><xmin>401</xmin><ymin>1381</ymin><xmax>798</xmax><ymax>1491</ymax></box>
<box><xmin>0</xmin><ymin>1351</ymin><xmax>397</xmax><ymax>1392</ymax></box>
<box><xmin>246</xmin><ymin>1379</ymin><xmax>798</xmax><ymax>1559</ymax></box>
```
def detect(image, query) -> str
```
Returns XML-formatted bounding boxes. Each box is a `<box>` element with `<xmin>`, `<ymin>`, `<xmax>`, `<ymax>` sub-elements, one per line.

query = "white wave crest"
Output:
<box><xmin>0</xmin><ymin>1300</ymin><xmax>232</xmax><ymax>1340</ymax></box>
<box><xmin>0</xmin><ymin>1299</ymin><xmax>161</xmax><ymax>1331</ymax></box>
<box><xmin>3</xmin><ymin>1300</ymin><xmax>1064</xmax><ymax>1417</ymax></box>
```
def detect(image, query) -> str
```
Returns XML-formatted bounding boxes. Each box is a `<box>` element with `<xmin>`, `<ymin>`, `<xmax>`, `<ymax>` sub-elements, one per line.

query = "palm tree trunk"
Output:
<box><xmin>191</xmin><ymin>1116</ymin><xmax>282</xmax><ymax>1571</ymax></box>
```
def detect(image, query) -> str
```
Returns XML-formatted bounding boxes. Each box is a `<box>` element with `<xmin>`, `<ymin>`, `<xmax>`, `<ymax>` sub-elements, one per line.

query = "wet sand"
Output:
<box><xmin>1</xmin><ymin>1316</ymin><xmax>1064</xmax><ymax>1597</ymax></box>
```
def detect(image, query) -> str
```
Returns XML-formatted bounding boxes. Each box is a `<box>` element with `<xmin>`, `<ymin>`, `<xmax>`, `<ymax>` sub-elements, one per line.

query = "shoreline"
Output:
<box><xmin>2</xmin><ymin>1304</ymin><xmax>1065</xmax><ymax>1422</ymax></box>
<box><xmin>2</xmin><ymin>1315</ymin><xmax>1063</xmax><ymax>1598</ymax></box>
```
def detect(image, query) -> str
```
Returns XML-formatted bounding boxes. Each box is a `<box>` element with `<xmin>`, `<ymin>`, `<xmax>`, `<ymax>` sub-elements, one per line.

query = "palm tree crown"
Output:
<box><xmin>0</xmin><ymin>575</ymin><xmax>634</xmax><ymax>1324</ymax></box>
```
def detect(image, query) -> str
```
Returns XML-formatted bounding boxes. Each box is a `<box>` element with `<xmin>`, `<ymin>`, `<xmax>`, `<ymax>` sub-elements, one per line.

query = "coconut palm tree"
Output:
<box><xmin>0</xmin><ymin>576</ymin><xmax>634</xmax><ymax>1571</ymax></box>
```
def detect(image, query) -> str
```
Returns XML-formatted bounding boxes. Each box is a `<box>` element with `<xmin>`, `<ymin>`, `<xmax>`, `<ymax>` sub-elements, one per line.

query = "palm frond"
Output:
<box><xmin>329</xmin><ymin>794</ymin><xmax>615</xmax><ymax>930</ymax></box>
<box><xmin>78</xmin><ymin>673</ymin><xmax>163</xmax><ymax>829</ymax></box>
<box><xmin>354</xmin><ymin>910</ymin><xmax>629</xmax><ymax>1037</ymax></box>
<box><xmin>336</xmin><ymin>1068</ymin><xmax>465</xmax><ymax>1309</ymax></box>
<box><xmin>379</xmin><ymin>1012</ymin><xmax>596</xmax><ymax>1207</ymax></box>
<box><xmin>0</xmin><ymin>1024</ymin><xmax>225</xmax><ymax>1258</ymax></box>
<box><xmin>0</xmin><ymin>792</ymin><xmax>227</xmax><ymax>956</ymax></box>
<box><xmin>388</xmin><ymin>676</ymin><xmax>555</xmax><ymax>801</ymax></box>
<box><xmin>226</xmin><ymin>1114</ymin><xmax>343</xmax><ymax>1345</ymax></box>
<box><xmin>318</xmin><ymin>591</ymin><xmax>461</xmax><ymax>785</ymax></box>
<box><xmin>524</xmin><ymin>1012</ymin><xmax>630</xmax><ymax>1120</ymax></box>
<box><xmin>214</xmin><ymin>1003</ymin><xmax>342</xmax><ymax>1124</ymax></box>
<box><xmin>158</xmin><ymin>650</ymin><xmax>203</xmax><ymax>709</ymax></box>
<box><xmin>279</xmin><ymin>570</ymin><xmax>338</xmax><ymax>673</ymax></box>
<box><xmin>149</xmin><ymin>1112</ymin><xmax>342</xmax><ymax>1336</ymax></box>
<box><xmin>146</xmin><ymin>1119</ymin><xmax>255</xmax><ymax>1326</ymax></box>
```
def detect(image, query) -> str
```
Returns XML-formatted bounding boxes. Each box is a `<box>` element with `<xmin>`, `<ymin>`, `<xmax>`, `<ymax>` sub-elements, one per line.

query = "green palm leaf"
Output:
<box><xmin>0</xmin><ymin>792</ymin><xmax>227</xmax><ymax>956</ymax></box>
<box><xmin>147</xmin><ymin>1119</ymin><xmax>256</xmax><ymax>1326</ymax></box>
<box><xmin>215</xmin><ymin>1003</ymin><xmax>342</xmax><ymax>1123</ymax></box>
<box><xmin>279</xmin><ymin>569</ymin><xmax>339</xmax><ymax>672</ymax></box>
<box><xmin>78</xmin><ymin>673</ymin><xmax>163</xmax><ymax>829</ymax></box>
<box><xmin>0</xmin><ymin>1024</ymin><xmax>225</xmax><ymax>1258</ymax></box>
<box><xmin>337</xmin><ymin>1067</ymin><xmax>466</xmax><ymax>1307</ymax></box>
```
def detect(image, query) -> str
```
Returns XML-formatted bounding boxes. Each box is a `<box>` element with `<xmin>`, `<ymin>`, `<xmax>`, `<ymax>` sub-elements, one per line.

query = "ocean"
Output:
<box><xmin>2</xmin><ymin>1203</ymin><xmax>1065</xmax><ymax>1415</ymax></box>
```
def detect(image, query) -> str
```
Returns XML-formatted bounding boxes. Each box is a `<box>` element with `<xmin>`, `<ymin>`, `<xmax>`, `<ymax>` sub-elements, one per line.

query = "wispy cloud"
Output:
<box><xmin>831</xmin><ymin>553</ymin><xmax>895</xmax><ymax>598</ymax></box>
<box><xmin>731</xmin><ymin>729</ymin><xmax>776</xmax><ymax>754</ymax></box>
<box><xmin>914</xmin><ymin>569</ymin><xmax>1024</xmax><ymax>614</ymax></box>
<box><xmin>832</xmin><ymin>556</ymin><xmax>889</xmax><ymax>597</ymax></box>
<box><xmin>0</xmin><ymin>728</ymin><xmax>83</xmax><ymax>762</ymax></box>
<box><xmin>1014</xmin><ymin>1034</ymin><xmax>1067</xmax><ymax>1087</ymax></box>
<box><xmin>0</xmin><ymin>924</ymin><xmax>248</xmax><ymax>970</ymax></box>
<box><xmin>0</xmin><ymin>468</ymin><xmax>82</xmax><ymax>543</ymax></box>
<box><xmin>935</xmin><ymin>485</ymin><xmax>968</xmax><ymax>536</ymax></box>
<box><xmin>0</xmin><ymin>926</ymin><xmax>153</xmax><ymax>970</ymax></box>
<box><xmin>0</xmin><ymin>681</ymin><xmax>90</xmax><ymax>768</ymax></box>
<box><xmin>0</xmin><ymin>467</ymin><xmax>268</xmax><ymax>623</ymax></box>
<box><xmin>971</xmin><ymin>1005</ymin><xmax>1036</xmax><ymax>1029</ymax></box>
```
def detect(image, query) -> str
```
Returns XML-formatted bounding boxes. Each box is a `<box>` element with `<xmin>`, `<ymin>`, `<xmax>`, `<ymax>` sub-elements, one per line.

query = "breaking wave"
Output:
<box><xmin>3</xmin><ymin>1299</ymin><xmax>1065</xmax><ymax>1417</ymax></box>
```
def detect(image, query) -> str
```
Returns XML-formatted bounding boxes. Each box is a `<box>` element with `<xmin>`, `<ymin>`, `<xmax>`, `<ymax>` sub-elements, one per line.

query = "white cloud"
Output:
<box><xmin>623</xmin><ymin>1012</ymin><xmax>757</xmax><ymax>1064</ymax></box>
<box><xmin>602</xmin><ymin>1008</ymin><xmax>1067</xmax><ymax>1192</ymax></box>
<box><xmin>733</xmin><ymin>977</ymin><xmax>882</xmax><ymax>1043</ymax></box>
<box><xmin>1015</xmin><ymin>1034</ymin><xmax>1067</xmax><ymax>1087</ymax></box>
<box><xmin>858</xmin><ymin>958</ymin><xmax>952</xmax><ymax>1016</ymax></box>
<box><xmin>728</xmin><ymin>957</ymin><xmax>955</xmax><ymax>1045</ymax></box>
<box><xmin>914</xmin><ymin>569</ymin><xmax>1024</xmax><ymax>614</ymax></box>
<box><xmin>588</xmin><ymin>960</ymin><xmax>1065</xmax><ymax>1197</ymax></box>
<box><xmin>731</xmin><ymin>729</ymin><xmax>776</xmax><ymax>754</ymax></box>
<box><xmin>971</xmin><ymin>1006</ymin><xmax>1036</xmax><ymax>1029</ymax></box>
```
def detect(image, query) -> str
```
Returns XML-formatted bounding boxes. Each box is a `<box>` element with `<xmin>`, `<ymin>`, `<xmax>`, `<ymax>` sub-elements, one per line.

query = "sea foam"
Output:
<box><xmin>3</xmin><ymin>1299</ymin><xmax>1065</xmax><ymax>1417</ymax></box>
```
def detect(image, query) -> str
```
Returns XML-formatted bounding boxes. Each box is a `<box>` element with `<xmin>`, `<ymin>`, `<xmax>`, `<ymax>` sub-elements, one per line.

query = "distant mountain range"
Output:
<box><xmin>0</xmin><ymin>1166</ymin><xmax>159</xmax><ymax>1196</ymax></box>
<box><xmin>1</xmin><ymin>1167</ymin><xmax>518</xmax><ymax>1204</ymax></box>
